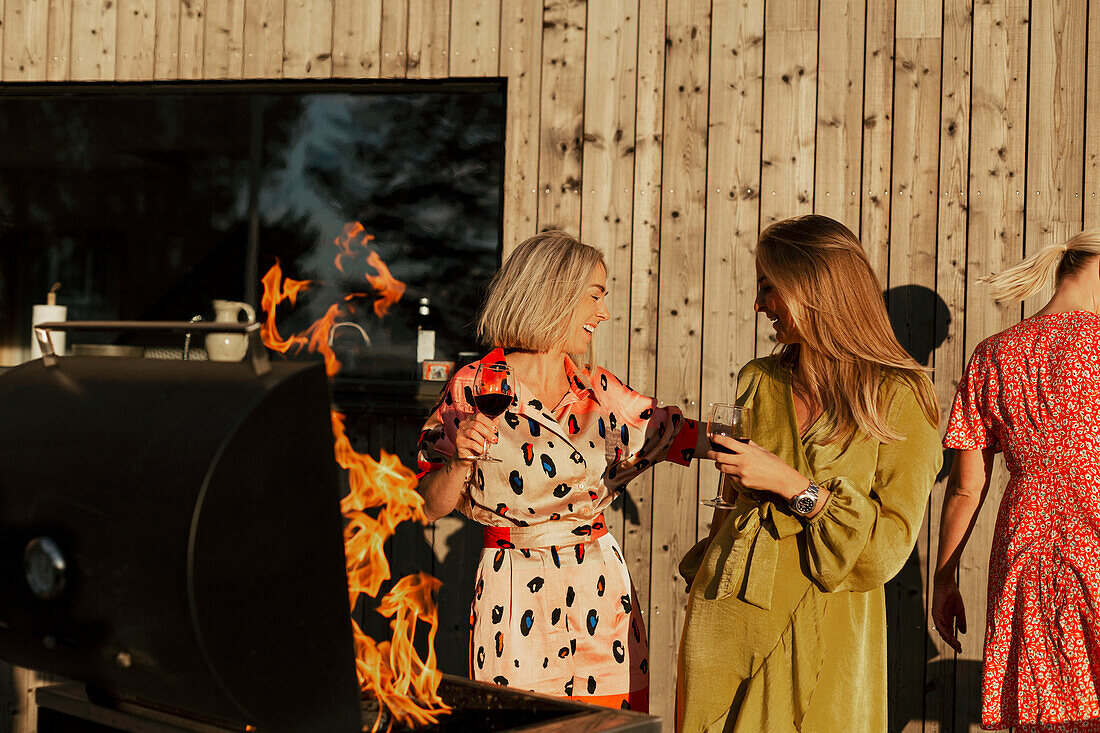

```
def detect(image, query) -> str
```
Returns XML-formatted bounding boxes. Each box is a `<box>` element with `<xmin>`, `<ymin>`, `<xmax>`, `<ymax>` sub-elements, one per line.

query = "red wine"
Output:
<box><xmin>708</xmin><ymin>424</ymin><xmax>749</xmax><ymax>453</ymax></box>
<box><xmin>708</xmin><ymin>438</ymin><xmax>734</xmax><ymax>454</ymax></box>
<box><xmin>475</xmin><ymin>393</ymin><xmax>512</xmax><ymax>418</ymax></box>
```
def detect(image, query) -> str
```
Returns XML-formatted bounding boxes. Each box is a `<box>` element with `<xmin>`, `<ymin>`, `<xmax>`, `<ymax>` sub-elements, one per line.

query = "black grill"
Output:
<box><xmin>1</xmin><ymin>321</ymin><xmax>659</xmax><ymax>732</ymax></box>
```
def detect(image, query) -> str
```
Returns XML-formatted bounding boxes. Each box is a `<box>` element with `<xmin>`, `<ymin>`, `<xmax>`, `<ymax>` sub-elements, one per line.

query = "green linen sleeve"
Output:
<box><xmin>803</xmin><ymin>377</ymin><xmax>942</xmax><ymax>593</ymax></box>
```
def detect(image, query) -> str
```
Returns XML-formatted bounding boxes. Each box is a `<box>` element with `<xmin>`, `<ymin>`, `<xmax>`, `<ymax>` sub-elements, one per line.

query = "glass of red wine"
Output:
<box><xmin>471</xmin><ymin>363</ymin><xmax>514</xmax><ymax>463</ymax></box>
<box><xmin>701</xmin><ymin>402</ymin><xmax>751</xmax><ymax>509</ymax></box>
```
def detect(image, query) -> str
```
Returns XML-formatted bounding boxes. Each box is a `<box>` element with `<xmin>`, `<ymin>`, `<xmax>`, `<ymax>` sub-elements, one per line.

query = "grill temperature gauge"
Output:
<box><xmin>24</xmin><ymin>537</ymin><xmax>67</xmax><ymax>601</ymax></box>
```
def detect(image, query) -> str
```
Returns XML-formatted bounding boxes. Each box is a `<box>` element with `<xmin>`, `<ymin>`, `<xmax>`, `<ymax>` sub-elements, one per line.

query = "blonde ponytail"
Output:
<box><xmin>980</xmin><ymin>230</ymin><xmax>1100</xmax><ymax>305</ymax></box>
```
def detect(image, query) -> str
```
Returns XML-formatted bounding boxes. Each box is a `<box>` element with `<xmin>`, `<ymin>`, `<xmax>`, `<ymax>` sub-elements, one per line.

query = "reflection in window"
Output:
<box><xmin>0</xmin><ymin>82</ymin><xmax>504</xmax><ymax>377</ymax></box>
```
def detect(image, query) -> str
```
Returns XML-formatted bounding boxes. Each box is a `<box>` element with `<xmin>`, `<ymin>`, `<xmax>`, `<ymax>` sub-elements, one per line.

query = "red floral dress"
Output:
<box><xmin>945</xmin><ymin>310</ymin><xmax>1100</xmax><ymax>731</ymax></box>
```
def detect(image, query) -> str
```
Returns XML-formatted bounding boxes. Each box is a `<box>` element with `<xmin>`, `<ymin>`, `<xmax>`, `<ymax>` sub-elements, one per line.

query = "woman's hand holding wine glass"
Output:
<box><xmin>707</xmin><ymin>434</ymin><xmax>812</xmax><ymax>501</ymax></box>
<box><xmin>701</xmin><ymin>404</ymin><xmax>751</xmax><ymax>509</ymax></box>
<box><xmin>453</xmin><ymin>413</ymin><xmax>499</xmax><ymax>461</ymax></box>
<box><xmin>467</xmin><ymin>363</ymin><xmax>514</xmax><ymax>463</ymax></box>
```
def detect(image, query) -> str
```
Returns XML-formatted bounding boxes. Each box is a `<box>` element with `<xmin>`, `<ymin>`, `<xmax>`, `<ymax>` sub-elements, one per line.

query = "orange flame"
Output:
<box><xmin>259</xmin><ymin>228</ymin><xmax>449</xmax><ymax>730</ymax></box>
<box><xmin>334</xmin><ymin>222</ymin><xmax>407</xmax><ymax>318</ymax></box>
<box><xmin>334</xmin><ymin>221</ymin><xmax>369</xmax><ymax>272</ymax></box>
<box><xmin>259</xmin><ymin>261</ymin><xmax>312</xmax><ymax>354</ymax></box>
<box><xmin>259</xmin><ymin>223</ymin><xmax>408</xmax><ymax>376</ymax></box>
<box><xmin>377</xmin><ymin>574</ymin><xmax>446</xmax><ymax>707</ymax></box>
<box><xmin>334</xmin><ymin>414</ymin><xmax>447</xmax><ymax>729</ymax></box>
<box><xmin>260</xmin><ymin>266</ymin><xmax>343</xmax><ymax>375</ymax></box>
<box><xmin>364</xmin><ymin>250</ymin><xmax>406</xmax><ymax>317</ymax></box>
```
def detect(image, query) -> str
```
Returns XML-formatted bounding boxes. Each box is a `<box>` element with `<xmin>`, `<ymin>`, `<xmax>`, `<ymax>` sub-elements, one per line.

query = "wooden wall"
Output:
<box><xmin>2</xmin><ymin>0</ymin><xmax>1097</xmax><ymax>731</ymax></box>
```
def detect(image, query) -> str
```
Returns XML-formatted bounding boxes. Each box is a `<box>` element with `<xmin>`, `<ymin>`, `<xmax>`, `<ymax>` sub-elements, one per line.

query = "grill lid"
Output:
<box><xmin>0</xmin><ymin>355</ymin><xmax>360</xmax><ymax>732</ymax></box>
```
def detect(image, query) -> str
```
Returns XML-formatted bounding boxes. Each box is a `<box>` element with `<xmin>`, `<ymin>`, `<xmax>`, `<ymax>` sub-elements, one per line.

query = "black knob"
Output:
<box><xmin>24</xmin><ymin>537</ymin><xmax>66</xmax><ymax>601</ymax></box>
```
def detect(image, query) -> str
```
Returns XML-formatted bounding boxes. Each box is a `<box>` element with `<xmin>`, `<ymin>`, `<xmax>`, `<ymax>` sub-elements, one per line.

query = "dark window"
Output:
<box><xmin>0</xmin><ymin>81</ymin><xmax>504</xmax><ymax>385</ymax></box>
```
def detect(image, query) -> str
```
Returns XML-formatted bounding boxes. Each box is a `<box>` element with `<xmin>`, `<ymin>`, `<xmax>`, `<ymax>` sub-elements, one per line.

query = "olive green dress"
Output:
<box><xmin>677</xmin><ymin>357</ymin><xmax>941</xmax><ymax>732</ymax></box>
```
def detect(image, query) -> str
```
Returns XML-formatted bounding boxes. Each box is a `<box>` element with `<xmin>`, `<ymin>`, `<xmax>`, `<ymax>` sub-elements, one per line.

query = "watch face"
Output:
<box><xmin>794</xmin><ymin>495</ymin><xmax>816</xmax><ymax>515</ymax></box>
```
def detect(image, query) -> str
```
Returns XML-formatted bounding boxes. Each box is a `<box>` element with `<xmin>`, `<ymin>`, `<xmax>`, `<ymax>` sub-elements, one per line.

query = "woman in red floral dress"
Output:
<box><xmin>934</xmin><ymin>231</ymin><xmax>1100</xmax><ymax>731</ymax></box>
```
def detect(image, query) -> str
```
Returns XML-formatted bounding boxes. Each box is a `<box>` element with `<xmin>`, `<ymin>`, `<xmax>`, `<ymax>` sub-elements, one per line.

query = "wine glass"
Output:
<box><xmin>700</xmin><ymin>403</ymin><xmax>751</xmax><ymax>509</ymax></box>
<box><xmin>471</xmin><ymin>363</ymin><xmax>514</xmax><ymax>463</ymax></box>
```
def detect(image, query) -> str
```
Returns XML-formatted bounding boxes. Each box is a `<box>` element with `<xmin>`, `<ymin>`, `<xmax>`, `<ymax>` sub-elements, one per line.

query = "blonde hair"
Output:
<box><xmin>757</xmin><ymin>215</ymin><xmax>940</xmax><ymax>445</ymax></box>
<box><xmin>980</xmin><ymin>230</ymin><xmax>1100</xmax><ymax>304</ymax></box>
<box><xmin>478</xmin><ymin>230</ymin><xmax>605</xmax><ymax>354</ymax></box>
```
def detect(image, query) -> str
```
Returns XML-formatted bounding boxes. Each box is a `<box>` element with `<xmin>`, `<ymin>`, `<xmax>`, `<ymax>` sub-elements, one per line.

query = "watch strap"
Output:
<box><xmin>788</xmin><ymin>479</ymin><xmax>820</xmax><ymax>516</ymax></box>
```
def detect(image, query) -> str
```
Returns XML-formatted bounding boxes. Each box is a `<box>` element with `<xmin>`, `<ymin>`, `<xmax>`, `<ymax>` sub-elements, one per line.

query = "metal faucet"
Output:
<box><xmin>183</xmin><ymin>315</ymin><xmax>203</xmax><ymax>360</ymax></box>
<box><xmin>327</xmin><ymin>321</ymin><xmax>371</xmax><ymax>349</ymax></box>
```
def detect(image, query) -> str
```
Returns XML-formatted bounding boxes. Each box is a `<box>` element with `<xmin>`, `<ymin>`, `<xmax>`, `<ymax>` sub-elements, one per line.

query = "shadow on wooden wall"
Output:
<box><xmin>426</xmin><ymin>518</ymin><xmax>483</xmax><ymax>676</ymax></box>
<box><xmin>885</xmin><ymin>544</ymin><xmax>985</xmax><ymax>733</ymax></box>
<box><xmin>883</xmin><ymin>283</ymin><xmax>987</xmax><ymax>732</ymax></box>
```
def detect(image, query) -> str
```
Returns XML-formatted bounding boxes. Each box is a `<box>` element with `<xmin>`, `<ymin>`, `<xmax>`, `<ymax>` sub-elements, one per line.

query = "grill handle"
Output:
<box><xmin>33</xmin><ymin>320</ymin><xmax>272</xmax><ymax>376</ymax></box>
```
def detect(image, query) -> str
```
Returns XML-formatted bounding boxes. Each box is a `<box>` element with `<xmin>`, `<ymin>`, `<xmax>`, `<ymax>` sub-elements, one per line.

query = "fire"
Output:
<box><xmin>260</xmin><ymin>222</ymin><xmax>409</xmax><ymax>377</ymax></box>
<box><xmin>334</xmin><ymin>222</ymin><xmax>407</xmax><ymax>318</ymax></box>
<box><xmin>260</xmin><ymin>225</ymin><xmax>449</xmax><ymax>730</ymax></box>
<box><xmin>334</xmin><ymin>416</ymin><xmax>448</xmax><ymax>729</ymax></box>
<box><xmin>259</xmin><ymin>261</ymin><xmax>311</xmax><ymax>354</ymax></box>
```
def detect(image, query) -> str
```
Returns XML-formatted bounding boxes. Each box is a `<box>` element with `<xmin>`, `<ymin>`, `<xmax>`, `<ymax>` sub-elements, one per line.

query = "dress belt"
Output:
<box><xmin>707</xmin><ymin>497</ymin><xmax>804</xmax><ymax>610</ymax></box>
<box><xmin>483</xmin><ymin>513</ymin><xmax>608</xmax><ymax>549</ymax></box>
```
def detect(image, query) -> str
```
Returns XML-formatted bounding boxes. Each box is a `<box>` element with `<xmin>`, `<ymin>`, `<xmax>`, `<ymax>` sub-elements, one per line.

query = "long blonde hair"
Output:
<box><xmin>757</xmin><ymin>215</ymin><xmax>940</xmax><ymax>445</ymax></box>
<box><xmin>981</xmin><ymin>230</ymin><xmax>1100</xmax><ymax>304</ymax></box>
<box><xmin>478</xmin><ymin>230</ymin><xmax>605</xmax><ymax>355</ymax></box>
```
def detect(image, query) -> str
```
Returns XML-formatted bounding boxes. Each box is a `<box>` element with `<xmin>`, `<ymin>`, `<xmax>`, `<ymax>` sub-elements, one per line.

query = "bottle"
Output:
<box><xmin>416</xmin><ymin>297</ymin><xmax>436</xmax><ymax>363</ymax></box>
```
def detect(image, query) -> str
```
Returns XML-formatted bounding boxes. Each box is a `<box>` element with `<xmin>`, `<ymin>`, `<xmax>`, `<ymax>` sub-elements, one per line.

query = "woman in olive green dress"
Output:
<box><xmin>677</xmin><ymin>215</ymin><xmax>942</xmax><ymax>732</ymax></box>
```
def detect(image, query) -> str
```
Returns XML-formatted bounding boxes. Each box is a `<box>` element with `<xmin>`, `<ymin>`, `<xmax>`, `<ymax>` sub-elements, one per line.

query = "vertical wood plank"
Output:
<box><xmin>284</xmin><ymin>0</ymin><xmax>335</xmax><ymax>78</ymax></box>
<box><xmin>379</xmin><ymin>0</ymin><xmax>407</xmax><ymax>78</ymax></box>
<box><xmin>813</xmin><ymin>0</ymin><xmax>864</xmax><ymax>230</ymax></box>
<box><xmin>650</xmin><ymin>0</ymin><xmax>708</xmax><ymax>720</ymax></box>
<box><xmin>202</xmin><ymin>0</ymin><xmax>245</xmax><ymax>78</ymax></box>
<box><xmin>700</xmin><ymin>0</ymin><xmax>764</xmax><ymax>540</ymax></box>
<box><xmin>45</xmin><ymin>0</ymin><xmax>74</xmax><ymax>80</ymax></box>
<box><xmin>242</xmin><ymin>0</ymin><xmax>283</xmax><ymax>79</ymax></box>
<box><xmin>765</xmin><ymin>0</ymin><xmax>817</xmax><ymax>30</ymax></box>
<box><xmin>406</xmin><ymin>0</ymin><xmax>448</xmax><ymax>78</ymax></box>
<box><xmin>153</xmin><ymin>0</ymin><xmax>180</xmax><ymax>79</ymax></box>
<box><xmin>499</xmin><ymin>0</ymin><xmax>544</xmax><ymax>254</ymax></box>
<box><xmin>0</xmin><ymin>0</ymin><xmax>5</xmax><ymax>80</ymax></box>
<box><xmin>11</xmin><ymin>669</ymin><xmax>54</xmax><ymax>733</ymax></box>
<box><xmin>888</xmin><ymin>4</ymin><xmax>942</xmax><ymax>731</ymax></box>
<box><xmin>860</xmin><ymin>0</ymin><xmax>895</xmax><ymax>280</ymax></box>
<box><xmin>1023</xmin><ymin>0</ymin><xmax>1086</xmax><ymax>314</ymax></box>
<box><xmin>449</xmin><ymin>0</ymin><xmax>500</xmax><ymax>76</ymax></box>
<box><xmin>889</xmin><ymin>6</ymin><xmax>942</xmax><ymax>332</ymax></box>
<box><xmin>757</xmin><ymin>0</ymin><xmax>817</xmax><ymax>358</ymax></box>
<box><xmin>1086</xmin><ymin>0</ymin><xmax>1100</xmax><ymax>229</ymax></box>
<box><xmin>333</xmin><ymin>0</ymin><xmax>382</xmax><ymax>78</ymax></box>
<box><xmin>961</xmin><ymin>1</ymin><xmax>1029</xmax><ymax>730</ymax></box>
<box><xmin>536</xmin><ymin>0</ymin><xmax>586</xmax><ymax>234</ymax></box>
<box><xmin>70</xmin><ymin>0</ymin><xmax>117</xmax><ymax>79</ymax></box>
<box><xmin>759</xmin><ymin>5</ymin><xmax>817</xmax><ymax>226</ymax></box>
<box><xmin>177</xmin><ymin>0</ymin><xmax>206</xmax><ymax>78</ymax></box>
<box><xmin>3</xmin><ymin>0</ymin><xmax>49</xmax><ymax>80</ymax></box>
<box><xmin>581</xmin><ymin>0</ymin><xmax>638</xmax><ymax>548</ymax></box>
<box><xmin>625</xmin><ymin>0</ymin><xmax>666</xmax><ymax>633</ymax></box>
<box><xmin>116</xmin><ymin>0</ymin><xmax>157</xmax><ymax>79</ymax></box>
<box><xmin>925</xmin><ymin>2</ymin><xmax>973</xmax><ymax>729</ymax></box>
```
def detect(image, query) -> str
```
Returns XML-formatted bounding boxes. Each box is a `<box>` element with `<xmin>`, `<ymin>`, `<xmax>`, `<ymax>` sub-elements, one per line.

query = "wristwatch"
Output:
<box><xmin>788</xmin><ymin>479</ymin><xmax>820</xmax><ymax>516</ymax></box>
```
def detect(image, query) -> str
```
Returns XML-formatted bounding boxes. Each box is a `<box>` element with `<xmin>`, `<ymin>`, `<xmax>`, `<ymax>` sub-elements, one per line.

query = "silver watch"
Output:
<box><xmin>788</xmin><ymin>479</ymin><xmax>820</xmax><ymax>516</ymax></box>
